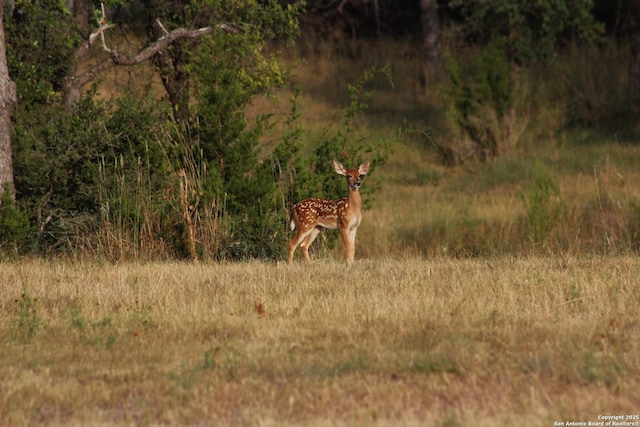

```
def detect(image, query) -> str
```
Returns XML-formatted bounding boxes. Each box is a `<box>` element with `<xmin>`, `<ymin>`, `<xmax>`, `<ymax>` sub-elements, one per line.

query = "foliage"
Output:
<box><xmin>269</xmin><ymin>86</ymin><xmax>315</xmax><ymax>209</ymax></box>
<box><xmin>95</xmin><ymin>91</ymin><xmax>182</xmax><ymax>260</ymax></box>
<box><xmin>0</xmin><ymin>185</ymin><xmax>30</xmax><ymax>255</ymax></box>
<box><xmin>7</xmin><ymin>1</ymin><xmax>106</xmax><ymax>253</ymax></box>
<box><xmin>5</xmin><ymin>0</ymin><xmax>77</xmax><ymax>104</ymax></box>
<box><xmin>296</xmin><ymin>0</ymin><xmax>422</xmax><ymax>39</ymax></box>
<box><xmin>443</xmin><ymin>38</ymin><xmax>516</xmax><ymax>161</ymax></box>
<box><xmin>447</xmin><ymin>0</ymin><xmax>604</xmax><ymax>65</ymax></box>
<box><xmin>139</xmin><ymin>0</ymin><xmax>303</xmax><ymax>121</ymax></box>
<box><xmin>11</xmin><ymin>95</ymin><xmax>108</xmax><ymax>251</ymax></box>
<box><xmin>441</xmin><ymin>0</ymin><xmax>605</xmax><ymax>163</ymax></box>
<box><xmin>187</xmin><ymin>8</ymin><xmax>299</xmax><ymax>259</ymax></box>
<box><xmin>11</xmin><ymin>75</ymin><xmax>175</xmax><ymax>258</ymax></box>
<box><xmin>4</xmin><ymin>0</ymin><xmax>638</xmax><ymax>261</ymax></box>
<box><xmin>6</xmin><ymin>0</ymin><xmax>307</xmax><ymax>260</ymax></box>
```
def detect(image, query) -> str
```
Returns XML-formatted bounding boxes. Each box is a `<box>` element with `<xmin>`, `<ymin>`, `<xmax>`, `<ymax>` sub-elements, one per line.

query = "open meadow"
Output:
<box><xmin>1</xmin><ymin>257</ymin><xmax>639</xmax><ymax>426</ymax></box>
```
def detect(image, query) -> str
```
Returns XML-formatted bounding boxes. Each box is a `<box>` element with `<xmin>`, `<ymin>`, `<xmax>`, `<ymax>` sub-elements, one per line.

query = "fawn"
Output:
<box><xmin>288</xmin><ymin>160</ymin><xmax>370</xmax><ymax>264</ymax></box>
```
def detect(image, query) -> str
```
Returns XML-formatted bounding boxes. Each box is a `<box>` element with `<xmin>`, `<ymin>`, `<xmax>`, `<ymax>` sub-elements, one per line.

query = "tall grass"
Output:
<box><xmin>1</xmin><ymin>257</ymin><xmax>638</xmax><ymax>425</ymax></box>
<box><xmin>358</xmin><ymin>145</ymin><xmax>640</xmax><ymax>259</ymax></box>
<box><xmin>92</xmin><ymin>125</ymin><xmax>231</xmax><ymax>262</ymax></box>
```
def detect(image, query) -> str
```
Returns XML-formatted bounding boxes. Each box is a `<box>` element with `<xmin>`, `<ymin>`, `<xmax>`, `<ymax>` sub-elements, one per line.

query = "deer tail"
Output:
<box><xmin>289</xmin><ymin>208</ymin><xmax>296</xmax><ymax>231</ymax></box>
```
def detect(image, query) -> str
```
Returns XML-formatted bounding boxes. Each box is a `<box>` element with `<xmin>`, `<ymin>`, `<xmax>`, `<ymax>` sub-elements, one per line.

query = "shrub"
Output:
<box><xmin>443</xmin><ymin>38</ymin><xmax>519</xmax><ymax>161</ymax></box>
<box><xmin>0</xmin><ymin>185</ymin><xmax>30</xmax><ymax>255</ymax></box>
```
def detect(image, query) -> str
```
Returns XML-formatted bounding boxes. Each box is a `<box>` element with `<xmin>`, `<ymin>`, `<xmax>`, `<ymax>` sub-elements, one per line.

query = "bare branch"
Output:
<box><xmin>156</xmin><ymin>19</ymin><xmax>169</xmax><ymax>36</ymax></box>
<box><xmin>88</xmin><ymin>23</ymin><xmax>114</xmax><ymax>46</ymax></box>
<box><xmin>217</xmin><ymin>23</ymin><xmax>241</xmax><ymax>34</ymax></box>
<box><xmin>64</xmin><ymin>3</ymin><xmax>240</xmax><ymax>108</ymax></box>
<box><xmin>73</xmin><ymin>25</ymin><xmax>218</xmax><ymax>90</ymax></box>
<box><xmin>98</xmin><ymin>2</ymin><xmax>115</xmax><ymax>55</ymax></box>
<box><xmin>110</xmin><ymin>26</ymin><xmax>214</xmax><ymax>65</ymax></box>
<box><xmin>75</xmin><ymin>2</ymin><xmax>113</xmax><ymax>60</ymax></box>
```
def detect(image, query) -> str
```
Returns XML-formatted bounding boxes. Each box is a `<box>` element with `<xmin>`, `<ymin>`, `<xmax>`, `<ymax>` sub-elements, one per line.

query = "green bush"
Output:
<box><xmin>444</xmin><ymin>38</ymin><xmax>515</xmax><ymax>161</ymax></box>
<box><xmin>0</xmin><ymin>185</ymin><xmax>30</xmax><ymax>255</ymax></box>
<box><xmin>446</xmin><ymin>0</ymin><xmax>602</xmax><ymax>65</ymax></box>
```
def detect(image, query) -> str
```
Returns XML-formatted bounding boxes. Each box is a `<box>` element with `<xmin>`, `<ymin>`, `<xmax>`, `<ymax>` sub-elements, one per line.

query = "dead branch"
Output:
<box><xmin>63</xmin><ymin>2</ymin><xmax>240</xmax><ymax>109</ymax></box>
<box><xmin>74</xmin><ymin>23</ymin><xmax>235</xmax><ymax>96</ymax></box>
<box><xmin>71</xmin><ymin>25</ymin><xmax>215</xmax><ymax>91</ymax></box>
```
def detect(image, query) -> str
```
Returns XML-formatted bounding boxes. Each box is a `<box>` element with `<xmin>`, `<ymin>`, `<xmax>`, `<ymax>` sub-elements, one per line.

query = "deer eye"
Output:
<box><xmin>347</xmin><ymin>174</ymin><xmax>353</xmax><ymax>179</ymax></box>
<box><xmin>359</xmin><ymin>175</ymin><xmax>365</xmax><ymax>178</ymax></box>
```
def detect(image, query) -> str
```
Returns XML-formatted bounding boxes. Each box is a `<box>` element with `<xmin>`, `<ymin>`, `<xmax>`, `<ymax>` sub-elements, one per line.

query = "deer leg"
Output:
<box><xmin>300</xmin><ymin>227</ymin><xmax>321</xmax><ymax>261</ymax></box>
<box><xmin>340</xmin><ymin>227</ymin><xmax>356</xmax><ymax>264</ymax></box>
<box><xmin>289</xmin><ymin>228</ymin><xmax>314</xmax><ymax>263</ymax></box>
<box><xmin>348</xmin><ymin>227</ymin><xmax>358</xmax><ymax>263</ymax></box>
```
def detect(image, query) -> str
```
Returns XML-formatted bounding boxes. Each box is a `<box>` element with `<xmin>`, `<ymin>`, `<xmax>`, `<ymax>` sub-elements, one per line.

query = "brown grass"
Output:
<box><xmin>1</xmin><ymin>257</ymin><xmax>638</xmax><ymax>426</ymax></box>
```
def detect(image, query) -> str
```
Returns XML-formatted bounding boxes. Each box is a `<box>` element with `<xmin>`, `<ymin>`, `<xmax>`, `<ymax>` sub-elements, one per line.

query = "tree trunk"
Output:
<box><xmin>152</xmin><ymin>34</ymin><xmax>192</xmax><ymax>123</ymax></box>
<box><xmin>61</xmin><ymin>0</ymin><xmax>95</xmax><ymax>109</ymax></box>
<box><xmin>144</xmin><ymin>0</ymin><xmax>193</xmax><ymax>123</ymax></box>
<box><xmin>629</xmin><ymin>0</ymin><xmax>640</xmax><ymax>104</ymax></box>
<box><xmin>0</xmin><ymin>0</ymin><xmax>17</xmax><ymax>197</ymax></box>
<box><xmin>420</xmin><ymin>0</ymin><xmax>443</xmax><ymax>92</ymax></box>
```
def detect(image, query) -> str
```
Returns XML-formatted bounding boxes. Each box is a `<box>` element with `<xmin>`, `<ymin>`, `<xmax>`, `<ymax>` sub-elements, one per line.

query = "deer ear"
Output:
<box><xmin>333</xmin><ymin>160</ymin><xmax>346</xmax><ymax>176</ymax></box>
<box><xmin>358</xmin><ymin>162</ymin><xmax>370</xmax><ymax>175</ymax></box>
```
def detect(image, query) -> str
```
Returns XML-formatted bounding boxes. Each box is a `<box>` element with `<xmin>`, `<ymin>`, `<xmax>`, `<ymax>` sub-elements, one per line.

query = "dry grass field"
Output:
<box><xmin>1</xmin><ymin>257</ymin><xmax>639</xmax><ymax>426</ymax></box>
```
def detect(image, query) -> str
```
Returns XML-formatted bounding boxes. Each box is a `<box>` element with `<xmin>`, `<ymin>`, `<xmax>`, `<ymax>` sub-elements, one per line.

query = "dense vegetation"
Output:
<box><xmin>1</xmin><ymin>0</ymin><xmax>639</xmax><ymax>260</ymax></box>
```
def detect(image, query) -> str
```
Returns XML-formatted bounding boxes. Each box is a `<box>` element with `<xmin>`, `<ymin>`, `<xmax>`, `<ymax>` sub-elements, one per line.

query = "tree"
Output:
<box><xmin>0</xmin><ymin>0</ymin><xmax>17</xmax><ymax>198</ymax></box>
<box><xmin>57</xmin><ymin>0</ymin><xmax>302</xmax><ymax>120</ymax></box>
<box><xmin>420</xmin><ymin>0</ymin><xmax>442</xmax><ymax>91</ymax></box>
<box><xmin>446</xmin><ymin>0</ymin><xmax>602</xmax><ymax>65</ymax></box>
<box><xmin>140</xmin><ymin>0</ymin><xmax>300</xmax><ymax>122</ymax></box>
<box><xmin>61</xmin><ymin>0</ymin><xmax>233</xmax><ymax>112</ymax></box>
<box><xmin>5</xmin><ymin>0</ymin><xmax>302</xmax><ymax>259</ymax></box>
